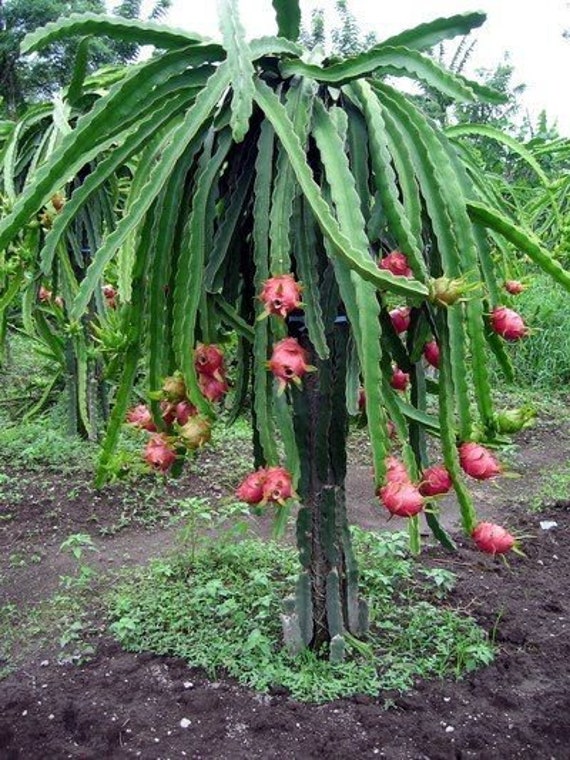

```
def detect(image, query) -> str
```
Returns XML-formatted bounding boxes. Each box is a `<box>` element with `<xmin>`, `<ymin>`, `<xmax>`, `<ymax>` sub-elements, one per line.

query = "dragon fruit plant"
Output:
<box><xmin>0</xmin><ymin>0</ymin><xmax>569</xmax><ymax>657</ymax></box>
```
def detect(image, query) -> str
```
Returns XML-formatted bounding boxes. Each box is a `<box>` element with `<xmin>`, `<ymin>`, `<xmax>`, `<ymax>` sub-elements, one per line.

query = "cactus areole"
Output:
<box><xmin>2</xmin><ymin>1</ymin><xmax>570</xmax><ymax>657</ymax></box>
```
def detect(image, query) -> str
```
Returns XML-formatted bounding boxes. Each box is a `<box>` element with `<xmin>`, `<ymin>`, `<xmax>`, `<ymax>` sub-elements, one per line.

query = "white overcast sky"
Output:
<box><xmin>140</xmin><ymin>0</ymin><xmax>570</xmax><ymax>136</ymax></box>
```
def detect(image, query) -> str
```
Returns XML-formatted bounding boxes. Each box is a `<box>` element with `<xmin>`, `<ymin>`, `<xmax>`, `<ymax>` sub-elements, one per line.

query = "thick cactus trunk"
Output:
<box><xmin>290</xmin><ymin>321</ymin><xmax>368</xmax><ymax>658</ymax></box>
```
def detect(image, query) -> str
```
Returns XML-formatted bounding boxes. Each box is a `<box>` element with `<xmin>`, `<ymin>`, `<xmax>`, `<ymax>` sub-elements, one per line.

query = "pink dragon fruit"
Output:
<box><xmin>126</xmin><ymin>404</ymin><xmax>157</xmax><ymax>432</ymax></box>
<box><xmin>259</xmin><ymin>274</ymin><xmax>303</xmax><ymax>318</ymax></box>
<box><xmin>459</xmin><ymin>442</ymin><xmax>501</xmax><ymax>480</ymax></box>
<box><xmin>419</xmin><ymin>465</ymin><xmax>452</xmax><ymax>497</ymax></box>
<box><xmin>490</xmin><ymin>306</ymin><xmax>528</xmax><ymax>341</ymax></box>
<box><xmin>236</xmin><ymin>469</ymin><xmax>267</xmax><ymax>504</ymax></box>
<box><xmin>198</xmin><ymin>374</ymin><xmax>229</xmax><ymax>403</ymax></box>
<box><xmin>379</xmin><ymin>251</ymin><xmax>412</xmax><ymax>277</ymax></box>
<box><xmin>144</xmin><ymin>434</ymin><xmax>176</xmax><ymax>472</ymax></box>
<box><xmin>423</xmin><ymin>340</ymin><xmax>440</xmax><ymax>369</ymax></box>
<box><xmin>472</xmin><ymin>522</ymin><xmax>515</xmax><ymax>555</ymax></box>
<box><xmin>268</xmin><ymin>337</ymin><xmax>314</xmax><ymax>391</ymax></box>
<box><xmin>261</xmin><ymin>466</ymin><xmax>295</xmax><ymax>505</ymax></box>
<box><xmin>378</xmin><ymin>481</ymin><xmax>424</xmax><ymax>518</ymax></box>
<box><xmin>389</xmin><ymin>306</ymin><xmax>411</xmax><ymax>334</ymax></box>
<box><xmin>194</xmin><ymin>344</ymin><xmax>225</xmax><ymax>380</ymax></box>
<box><xmin>390</xmin><ymin>366</ymin><xmax>409</xmax><ymax>392</ymax></box>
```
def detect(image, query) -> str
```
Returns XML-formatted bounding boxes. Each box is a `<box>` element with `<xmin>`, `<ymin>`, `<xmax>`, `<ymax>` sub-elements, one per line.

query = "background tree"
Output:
<box><xmin>0</xmin><ymin>0</ymin><xmax>171</xmax><ymax>116</ymax></box>
<box><xmin>300</xmin><ymin>0</ymin><xmax>376</xmax><ymax>54</ymax></box>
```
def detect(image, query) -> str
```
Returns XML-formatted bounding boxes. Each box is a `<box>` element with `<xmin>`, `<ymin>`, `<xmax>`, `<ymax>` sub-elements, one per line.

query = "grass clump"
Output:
<box><xmin>108</xmin><ymin>528</ymin><xmax>493</xmax><ymax>702</ymax></box>
<box><xmin>508</xmin><ymin>275</ymin><xmax>570</xmax><ymax>389</ymax></box>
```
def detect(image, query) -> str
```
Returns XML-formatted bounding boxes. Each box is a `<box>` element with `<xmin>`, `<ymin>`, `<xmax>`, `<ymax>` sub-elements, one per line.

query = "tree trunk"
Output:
<box><xmin>288</xmin><ymin>319</ymin><xmax>368</xmax><ymax>660</ymax></box>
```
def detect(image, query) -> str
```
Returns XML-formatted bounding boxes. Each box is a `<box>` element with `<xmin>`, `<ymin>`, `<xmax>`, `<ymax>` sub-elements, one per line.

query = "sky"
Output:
<box><xmin>141</xmin><ymin>0</ymin><xmax>570</xmax><ymax>136</ymax></box>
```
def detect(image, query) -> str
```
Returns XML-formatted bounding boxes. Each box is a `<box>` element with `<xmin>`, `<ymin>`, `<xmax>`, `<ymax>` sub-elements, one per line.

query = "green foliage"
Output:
<box><xmin>108</xmin><ymin>529</ymin><xmax>494</xmax><ymax>702</ymax></box>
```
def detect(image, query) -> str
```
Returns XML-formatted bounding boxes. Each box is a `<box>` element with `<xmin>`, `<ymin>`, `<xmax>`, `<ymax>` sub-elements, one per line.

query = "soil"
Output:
<box><xmin>1</xmin><ymin>412</ymin><xmax>569</xmax><ymax>759</ymax></box>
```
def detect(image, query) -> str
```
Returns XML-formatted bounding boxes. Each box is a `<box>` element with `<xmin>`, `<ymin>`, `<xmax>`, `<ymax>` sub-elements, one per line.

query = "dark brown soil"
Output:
<box><xmin>1</xmin><ymin>414</ymin><xmax>569</xmax><ymax>759</ymax></box>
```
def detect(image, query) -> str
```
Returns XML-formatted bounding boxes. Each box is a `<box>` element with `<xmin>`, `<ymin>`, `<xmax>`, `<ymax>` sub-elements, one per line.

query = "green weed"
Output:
<box><xmin>108</xmin><ymin>528</ymin><xmax>494</xmax><ymax>702</ymax></box>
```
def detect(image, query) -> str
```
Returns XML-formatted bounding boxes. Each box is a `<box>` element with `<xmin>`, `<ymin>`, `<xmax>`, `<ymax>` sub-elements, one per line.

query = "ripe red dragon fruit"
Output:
<box><xmin>419</xmin><ymin>465</ymin><xmax>452</xmax><ymax>497</ymax></box>
<box><xmin>178</xmin><ymin>416</ymin><xmax>211</xmax><ymax>450</ymax></box>
<box><xmin>423</xmin><ymin>340</ymin><xmax>440</xmax><ymax>369</ymax></box>
<box><xmin>236</xmin><ymin>469</ymin><xmax>267</xmax><ymax>504</ymax></box>
<box><xmin>144</xmin><ymin>434</ymin><xmax>176</xmax><ymax>472</ymax></box>
<box><xmin>389</xmin><ymin>306</ymin><xmax>411</xmax><ymax>334</ymax></box>
<box><xmin>162</xmin><ymin>372</ymin><xmax>186</xmax><ymax>402</ymax></box>
<box><xmin>126</xmin><ymin>404</ymin><xmax>157</xmax><ymax>432</ymax></box>
<box><xmin>194</xmin><ymin>343</ymin><xmax>225</xmax><ymax>380</ymax></box>
<box><xmin>173</xmin><ymin>400</ymin><xmax>197</xmax><ymax>426</ymax></box>
<box><xmin>261</xmin><ymin>466</ymin><xmax>295</xmax><ymax>505</ymax></box>
<box><xmin>390</xmin><ymin>366</ymin><xmax>409</xmax><ymax>392</ymax></box>
<box><xmin>459</xmin><ymin>442</ymin><xmax>501</xmax><ymax>480</ymax></box>
<box><xmin>236</xmin><ymin>466</ymin><xmax>296</xmax><ymax>506</ymax></box>
<box><xmin>199</xmin><ymin>373</ymin><xmax>229</xmax><ymax>403</ymax></box>
<box><xmin>385</xmin><ymin>456</ymin><xmax>409</xmax><ymax>484</ymax></box>
<box><xmin>504</xmin><ymin>280</ymin><xmax>525</xmax><ymax>295</ymax></box>
<box><xmin>490</xmin><ymin>306</ymin><xmax>528</xmax><ymax>341</ymax></box>
<box><xmin>259</xmin><ymin>274</ymin><xmax>303</xmax><ymax>318</ymax></box>
<box><xmin>378</xmin><ymin>481</ymin><xmax>424</xmax><ymax>518</ymax></box>
<box><xmin>268</xmin><ymin>337</ymin><xmax>314</xmax><ymax>391</ymax></box>
<box><xmin>379</xmin><ymin>251</ymin><xmax>412</xmax><ymax>277</ymax></box>
<box><xmin>472</xmin><ymin>522</ymin><xmax>515</xmax><ymax>555</ymax></box>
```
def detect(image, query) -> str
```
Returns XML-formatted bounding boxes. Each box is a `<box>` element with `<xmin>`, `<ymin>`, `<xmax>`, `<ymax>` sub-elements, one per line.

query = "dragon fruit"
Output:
<box><xmin>423</xmin><ymin>340</ymin><xmax>440</xmax><ymax>369</ymax></box>
<box><xmin>390</xmin><ymin>366</ymin><xmax>409</xmax><ymax>392</ymax></box>
<box><xmin>504</xmin><ymin>280</ymin><xmax>525</xmax><ymax>295</ymax></box>
<box><xmin>261</xmin><ymin>466</ymin><xmax>295</xmax><ymax>505</ymax></box>
<box><xmin>268</xmin><ymin>337</ymin><xmax>314</xmax><ymax>391</ymax></box>
<box><xmin>459</xmin><ymin>442</ymin><xmax>501</xmax><ymax>480</ymax></box>
<box><xmin>162</xmin><ymin>372</ymin><xmax>187</xmax><ymax>402</ymax></box>
<box><xmin>259</xmin><ymin>274</ymin><xmax>303</xmax><ymax>318</ymax></box>
<box><xmin>236</xmin><ymin>469</ymin><xmax>267</xmax><ymax>504</ymax></box>
<box><xmin>379</xmin><ymin>251</ymin><xmax>412</xmax><ymax>277</ymax></box>
<box><xmin>472</xmin><ymin>522</ymin><xmax>515</xmax><ymax>555</ymax></box>
<box><xmin>428</xmin><ymin>276</ymin><xmax>472</xmax><ymax>307</ymax></box>
<box><xmin>389</xmin><ymin>306</ymin><xmax>411</xmax><ymax>334</ymax></box>
<box><xmin>378</xmin><ymin>481</ymin><xmax>424</xmax><ymax>518</ymax></box>
<box><xmin>236</xmin><ymin>466</ymin><xmax>295</xmax><ymax>506</ymax></box>
<box><xmin>384</xmin><ymin>456</ymin><xmax>410</xmax><ymax>484</ymax></box>
<box><xmin>199</xmin><ymin>373</ymin><xmax>229</xmax><ymax>403</ymax></box>
<box><xmin>126</xmin><ymin>404</ymin><xmax>157</xmax><ymax>432</ymax></box>
<box><xmin>490</xmin><ymin>306</ymin><xmax>528</xmax><ymax>341</ymax></box>
<box><xmin>419</xmin><ymin>465</ymin><xmax>452</xmax><ymax>497</ymax></box>
<box><xmin>194</xmin><ymin>344</ymin><xmax>225</xmax><ymax>380</ymax></box>
<box><xmin>144</xmin><ymin>434</ymin><xmax>176</xmax><ymax>472</ymax></box>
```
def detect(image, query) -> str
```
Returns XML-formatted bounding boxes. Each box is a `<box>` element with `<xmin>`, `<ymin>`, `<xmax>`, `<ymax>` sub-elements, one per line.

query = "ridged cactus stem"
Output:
<box><xmin>291</xmin><ymin>317</ymin><xmax>367</xmax><ymax>652</ymax></box>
